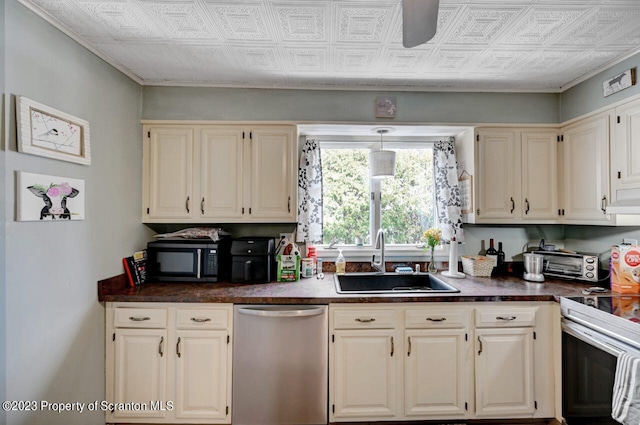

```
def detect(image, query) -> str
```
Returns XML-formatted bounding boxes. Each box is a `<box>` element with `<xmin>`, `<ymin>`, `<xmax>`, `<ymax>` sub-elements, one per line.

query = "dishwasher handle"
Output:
<box><xmin>238</xmin><ymin>306</ymin><xmax>325</xmax><ymax>318</ymax></box>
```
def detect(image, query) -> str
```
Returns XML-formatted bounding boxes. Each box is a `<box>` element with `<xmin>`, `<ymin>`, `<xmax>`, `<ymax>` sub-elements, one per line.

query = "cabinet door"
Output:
<box><xmin>405</xmin><ymin>329</ymin><xmax>469</xmax><ymax>418</ymax></box>
<box><xmin>613</xmin><ymin>98</ymin><xmax>640</xmax><ymax>190</ymax></box>
<box><xmin>474</xmin><ymin>327</ymin><xmax>535</xmax><ymax>418</ymax></box>
<box><xmin>332</xmin><ymin>330</ymin><xmax>399</xmax><ymax>421</ymax></box>
<box><xmin>521</xmin><ymin>131</ymin><xmax>559</xmax><ymax>220</ymax></box>
<box><xmin>113</xmin><ymin>329</ymin><xmax>168</xmax><ymax>420</ymax></box>
<box><xmin>146</xmin><ymin>127</ymin><xmax>194</xmax><ymax>220</ymax></box>
<box><xmin>476</xmin><ymin>130</ymin><xmax>518</xmax><ymax>221</ymax></box>
<box><xmin>248</xmin><ymin>126</ymin><xmax>297</xmax><ymax>221</ymax></box>
<box><xmin>174</xmin><ymin>330</ymin><xmax>229</xmax><ymax>422</ymax></box>
<box><xmin>199</xmin><ymin>127</ymin><xmax>244</xmax><ymax>220</ymax></box>
<box><xmin>562</xmin><ymin>114</ymin><xmax>611</xmax><ymax>223</ymax></box>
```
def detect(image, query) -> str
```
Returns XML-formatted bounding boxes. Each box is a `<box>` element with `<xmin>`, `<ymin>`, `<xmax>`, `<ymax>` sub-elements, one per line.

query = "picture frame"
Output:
<box><xmin>16</xmin><ymin>171</ymin><xmax>85</xmax><ymax>221</ymax></box>
<box><xmin>459</xmin><ymin>171</ymin><xmax>473</xmax><ymax>214</ymax></box>
<box><xmin>603</xmin><ymin>68</ymin><xmax>636</xmax><ymax>97</ymax></box>
<box><xmin>16</xmin><ymin>96</ymin><xmax>91</xmax><ymax>165</ymax></box>
<box><xmin>375</xmin><ymin>96</ymin><xmax>397</xmax><ymax>118</ymax></box>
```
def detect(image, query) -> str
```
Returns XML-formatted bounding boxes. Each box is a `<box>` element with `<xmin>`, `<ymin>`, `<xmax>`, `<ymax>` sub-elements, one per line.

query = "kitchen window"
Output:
<box><xmin>319</xmin><ymin>140</ymin><xmax>437</xmax><ymax>260</ymax></box>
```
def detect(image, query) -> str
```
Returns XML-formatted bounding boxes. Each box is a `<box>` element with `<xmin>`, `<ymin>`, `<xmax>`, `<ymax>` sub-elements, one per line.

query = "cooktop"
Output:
<box><xmin>564</xmin><ymin>295</ymin><xmax>640</xmax><ymax>324</ymax></box>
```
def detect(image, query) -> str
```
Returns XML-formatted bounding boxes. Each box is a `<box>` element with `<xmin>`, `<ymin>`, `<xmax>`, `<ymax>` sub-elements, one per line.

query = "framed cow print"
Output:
<box><xmin>16</xmin><ymin>171</ymin><xmax>85</xmax><ymax>221</ymax></box>
<box><xmin>16</xmin><ymin>96</ymin><xmax>91</xmax><ymax>165</ymax></box>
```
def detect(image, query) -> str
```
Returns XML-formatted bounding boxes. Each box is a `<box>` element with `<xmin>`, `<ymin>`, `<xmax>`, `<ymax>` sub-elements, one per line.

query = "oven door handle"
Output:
<box><xmin>562</xmin><ymin>320</ymin><xmax>627</xmax><ymax>357</ymax></box>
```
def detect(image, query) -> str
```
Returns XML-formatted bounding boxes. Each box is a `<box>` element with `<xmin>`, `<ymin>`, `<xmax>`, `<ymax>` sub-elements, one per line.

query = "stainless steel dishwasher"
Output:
<box><xmin>232</xmin><ymin>305</ymin><xmax>328</xmax><ymax>425</ymax></box>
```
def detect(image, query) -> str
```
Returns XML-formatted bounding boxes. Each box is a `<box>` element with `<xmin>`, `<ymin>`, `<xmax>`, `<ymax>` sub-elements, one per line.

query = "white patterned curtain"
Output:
<box><xmin>296</xmin><ymin>138</ymin><xmax>323</xmax><ymax>243</ymax></box>
<box><xmin>433</xmin><ymin>137</ymin><xmax>464</xmax><ymax>242</ymax></box>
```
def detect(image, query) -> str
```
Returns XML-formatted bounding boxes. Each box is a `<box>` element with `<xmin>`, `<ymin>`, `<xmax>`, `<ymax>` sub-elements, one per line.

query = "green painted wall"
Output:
<box><xmin>143</xmin><ymin>86</ymin><xmax>561</xmax><ymax>124</ymax></box>
<box><xmin>561</xmin><ymin>51</ymin><xmax>640</xmax><ymax>122</ymax></box>
<box><xmin>4</xmin><ymin>3</ymin><xmax>148</xmax><ymax>424</ymax></box>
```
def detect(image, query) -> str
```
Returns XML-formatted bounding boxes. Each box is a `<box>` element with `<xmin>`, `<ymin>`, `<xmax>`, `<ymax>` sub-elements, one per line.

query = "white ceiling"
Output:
<box><xmin>21</xmin><ymin>0</ymin><xmax>640</xmax><ymax>93</ymax></box>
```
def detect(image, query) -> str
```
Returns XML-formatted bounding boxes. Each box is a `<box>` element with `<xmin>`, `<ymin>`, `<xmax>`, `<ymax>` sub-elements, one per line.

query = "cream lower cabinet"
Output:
<box><xmin>330</xmin><ymin>307</ymin><xmax>401</xmax><ymax>421</ymax></box>
<box><xmin>142</xmin><ymin>124</ymin><xmax>297</xmax><ymax>223</ymax></box>
<box><xmin>106</xmin><ymin>303</ymin><xmax>232</xmax><ymax>424</ymax></box>
<box><xmin>330</xmin><ymin>302</ymin><xmax>559</xmax><ymax>423</ymax></box>
<box><xmin>404</xmin><ymin>306</ymin><xmax>471</xmax><ymax>419</ymax></box>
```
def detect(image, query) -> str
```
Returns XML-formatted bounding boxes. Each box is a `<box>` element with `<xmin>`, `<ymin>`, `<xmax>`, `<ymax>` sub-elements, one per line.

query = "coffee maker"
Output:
<box><xmin>523</xmin><ymin>253</ymin><xmax>545</xmax><ymax>282</ymax></box>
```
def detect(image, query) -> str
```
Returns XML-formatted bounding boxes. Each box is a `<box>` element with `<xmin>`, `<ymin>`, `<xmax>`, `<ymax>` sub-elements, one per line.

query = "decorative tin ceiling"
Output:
<box><xmin>20</xmin><ymin>0</ymin><xmax>640</xmax><ymax>92</ymax></box>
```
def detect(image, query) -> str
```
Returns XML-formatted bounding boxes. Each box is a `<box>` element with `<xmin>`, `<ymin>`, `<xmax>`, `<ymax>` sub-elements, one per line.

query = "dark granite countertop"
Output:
<box><xmin>98</xmin><ymin>272</ymin><xmax>604</xmax><ymax>304</ymax></box>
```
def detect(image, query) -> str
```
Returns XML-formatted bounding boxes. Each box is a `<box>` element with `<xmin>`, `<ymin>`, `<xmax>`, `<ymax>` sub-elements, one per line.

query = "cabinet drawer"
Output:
<box><xmin>405</xmin><ymin>307</ymin><xmax>469</xmax><ymax>329</ymax></box>
<box><xmin>113</xmin><ymin>308</ymin><xmax>167</xmax><ymax>329</ymax></box>
<box><xmin>176</xmin><ymin>308</ymin><xmax>229</xmax><ymax>330</ymax></box>
<box><xmin>475</xmin><ymin>306</ymin><xmax>537</xmax><ymax>327</ymax></box>
<box><xmin>333</xmin><ymin>308</ymin><xmax>397</xmax><ymax>329</ymax></box>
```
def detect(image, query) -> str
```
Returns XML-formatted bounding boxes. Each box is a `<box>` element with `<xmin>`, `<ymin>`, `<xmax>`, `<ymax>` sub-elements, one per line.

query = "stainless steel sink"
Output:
<box><xmin>334</xmin><ymin>272</ymin><xmax>460</xmax><ymax>294</ymax></box>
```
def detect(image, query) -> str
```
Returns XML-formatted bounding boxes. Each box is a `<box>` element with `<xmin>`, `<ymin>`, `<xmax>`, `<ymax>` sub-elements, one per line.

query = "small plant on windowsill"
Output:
<box><xmin>423</xmin><ymin>227</ymin><xmax>441</xmax><ymax>273</ymax></box>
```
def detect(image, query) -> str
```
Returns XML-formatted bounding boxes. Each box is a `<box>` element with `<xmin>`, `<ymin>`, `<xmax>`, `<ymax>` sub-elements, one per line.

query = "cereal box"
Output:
<box><xmin>610</xmin><ymin>244</ymin><xmax>640</xmax><ymax>294</ymax></box>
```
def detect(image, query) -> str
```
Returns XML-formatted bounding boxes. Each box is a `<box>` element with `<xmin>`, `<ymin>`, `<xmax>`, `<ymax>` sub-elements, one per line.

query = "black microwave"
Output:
<box><xmin>146</xmin><ymin>238</ymin><xmax>229</xmax><ymax>282</ymax></box>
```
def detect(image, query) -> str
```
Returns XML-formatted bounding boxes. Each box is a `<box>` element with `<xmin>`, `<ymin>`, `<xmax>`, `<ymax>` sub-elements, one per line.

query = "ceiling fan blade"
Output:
<box><xmin>402</xmin><ymin>0</ymin><xmax>439</xmax><ymax>48</ymax></box>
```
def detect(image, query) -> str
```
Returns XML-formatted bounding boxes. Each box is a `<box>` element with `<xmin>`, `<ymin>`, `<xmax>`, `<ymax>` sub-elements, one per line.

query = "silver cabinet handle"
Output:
<box><xmin>477</xmin><ymin>336</ymin><xmax>483</xmax><ymax>355</ymax></box>
<box><xmin>525</xmin><ymin>198</ymin><xmax>530</xmax><ymax>214</ymax></box>
<box><xmin>355</xmin><ymin>318</ymin><xmax>376</xmax><ymax>323</ymax></box>
<box><xmin>129</xmin><ymin>316</ymin><xmax>150</xmax><ymax>322</ymax></box>
<box><xmin>496</xmin><ymin>316</ymin><xmax>517</xmax><ymax>321</ymax></box>
<box><xmin>201</xmin><ymin>197</ymin><xmax>205</xmax><ymax>215</ymax></box>
<box><xmin>407</xmin><ymin>336</ymin><xmax>412</xmax><ymax>357</ymax></box>
<box><xmin>510</xmin><ymin>197</ymin><xmax>515</xmax><ymax>214</ymax></box>
<box><xmin>601</xmin><ymin>196</ymin><xmax>607</xmax><ymax>214</ymax></box>
<box><xmin>159</xmin><ymin>336</ymin><xmax>164</xmax><ymax>357</ymax></box>
<box><xmin>176</xmin><ymin>337</ymin><xmax>181</xmax><ymax>358</ymax></box>
<box><xmin>238</xmin><ymin>306</ymin><xmax>325</xmax><ymax>318</ymax></box>
<box><xmin>191</xmin><ymin>317</ymin><xmax>212</xmax><ymax>323</ymax></box>
<box><xmin>426</xmin><ymin>317</ymin><xmax>446</xmax><ymax>322</ymax></box>
<box><xmin>390</xmin><ymin>336</ymin><xmax>394</xmax><ymax>357</ymax></box>
<box><xmin>186</xmin><ymin>196</ymin><xmax>190</xmax><ymax>213</ymax></box>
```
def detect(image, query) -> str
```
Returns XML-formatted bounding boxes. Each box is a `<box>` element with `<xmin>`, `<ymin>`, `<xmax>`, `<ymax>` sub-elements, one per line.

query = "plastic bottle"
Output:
<box><xmin>335</xmin><ymin>250</ymin><xmax>346</xmax><ymax>275</ymax></box>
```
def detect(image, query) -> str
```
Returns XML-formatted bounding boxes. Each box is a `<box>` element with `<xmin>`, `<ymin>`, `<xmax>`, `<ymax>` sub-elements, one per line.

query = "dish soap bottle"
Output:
<box><xmin>335</xmin><ymin>250</ymin><xmax>346</xmax><ymax>275</ymax></box>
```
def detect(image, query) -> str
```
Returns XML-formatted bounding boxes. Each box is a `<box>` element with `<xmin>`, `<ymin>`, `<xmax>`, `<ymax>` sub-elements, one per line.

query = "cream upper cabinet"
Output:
<box><xmin>142</xmin><ymin>124</ymin><xmax>297</xmax><ymax>223</ymax></box>
<box><xmin>612</xmin><ymin>97</ymin><xmax>640</xmax><ymax>194</ymax></box>
<box><xmin>561</xmin><ymin>112</ymin><xmax>612</xmax><ymax>224</ymax></box>
<box><xmin>248</xmin><ymin>126</ymin><xmax>297</xmax><ymax>221</ymax></box>
<box><xmin>145</xmin><ymin>126</ymin><xmax>194</xmax><ymax>220</ymax></box>
<box><xmin>474</xmin><ymin>128</ymin><xmax>558</xmax><ymax>223</ymax></box>
<box><xmin>521</xmin><ymin>131</ymin><xmax>559</xmax><ymax>220</ymax></box>
<box><xmin>199</xmin><ymin>127</ymin><xmax>244</xmax><ymax>220</ymax></box>
<box><xmin>476</xmin><ymin>129</ymin><xmax>518</xmax><ymax>221</ymax></box>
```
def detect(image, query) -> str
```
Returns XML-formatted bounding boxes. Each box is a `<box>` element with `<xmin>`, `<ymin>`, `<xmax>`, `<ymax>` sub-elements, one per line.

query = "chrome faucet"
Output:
<box><xmin>371</xmin><ymin>228</ymin><xmax>385</xmax><ymax>273</ymax></box>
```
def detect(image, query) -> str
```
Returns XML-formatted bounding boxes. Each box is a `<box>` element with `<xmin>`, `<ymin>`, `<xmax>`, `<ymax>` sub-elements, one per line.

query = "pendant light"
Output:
<box><xmin>370</xmin><ymin>127</ymin><xmax>396</xmax><ymax>178</ymax></box>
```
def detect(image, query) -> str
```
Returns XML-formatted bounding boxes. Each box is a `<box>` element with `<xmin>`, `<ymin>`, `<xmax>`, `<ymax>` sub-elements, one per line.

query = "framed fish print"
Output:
<box><xmin>16</xmin><ymin>96</ymin><xmax>91</xmax><ymax>165</ymax></box>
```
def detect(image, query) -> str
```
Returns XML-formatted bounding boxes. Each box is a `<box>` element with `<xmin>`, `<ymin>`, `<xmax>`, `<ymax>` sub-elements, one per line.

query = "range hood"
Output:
<box><xmin>606</xmin><ymin>188</ymin><xmax>640</xmax><ymax>214</ymax></box>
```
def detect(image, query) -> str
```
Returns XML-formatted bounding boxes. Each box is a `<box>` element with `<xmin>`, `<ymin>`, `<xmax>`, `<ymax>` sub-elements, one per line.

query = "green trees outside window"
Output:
<box><xmin>322</xmin><ymin>147</ymin><xmax>435</xmax><ymax>246</ymax></box>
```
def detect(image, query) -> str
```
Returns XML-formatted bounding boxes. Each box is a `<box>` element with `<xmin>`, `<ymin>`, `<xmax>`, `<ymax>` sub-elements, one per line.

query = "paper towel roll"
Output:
<box><xmin>448</xmin><ymin>238</ymin><xmax>458</xmax><ymax>274</ymax></box>
<box><xmin>443</xmin><ymin>237</ymin><xmax>465</xmax><ymax>278</ymax></box>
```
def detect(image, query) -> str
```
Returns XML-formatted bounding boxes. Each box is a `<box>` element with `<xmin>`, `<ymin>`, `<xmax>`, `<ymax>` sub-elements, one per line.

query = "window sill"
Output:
<box><xmin>314</xmin><ymin>245</ymin><xmax>450</xmax><ymax>262</ymax></box>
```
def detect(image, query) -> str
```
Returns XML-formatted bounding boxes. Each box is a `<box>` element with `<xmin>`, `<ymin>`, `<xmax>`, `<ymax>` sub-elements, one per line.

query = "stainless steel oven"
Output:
<box><xmin>560</xmin><ymin>295</ymin><xmax>640</xmax><ymax>424</ymax></box>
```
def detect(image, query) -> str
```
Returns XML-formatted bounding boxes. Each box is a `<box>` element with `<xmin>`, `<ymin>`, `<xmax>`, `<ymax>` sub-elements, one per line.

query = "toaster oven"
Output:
<box><xmin>533</xmin><ymin>250</ymin><xmax>599</xmax><ymax>282</ymax></box>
